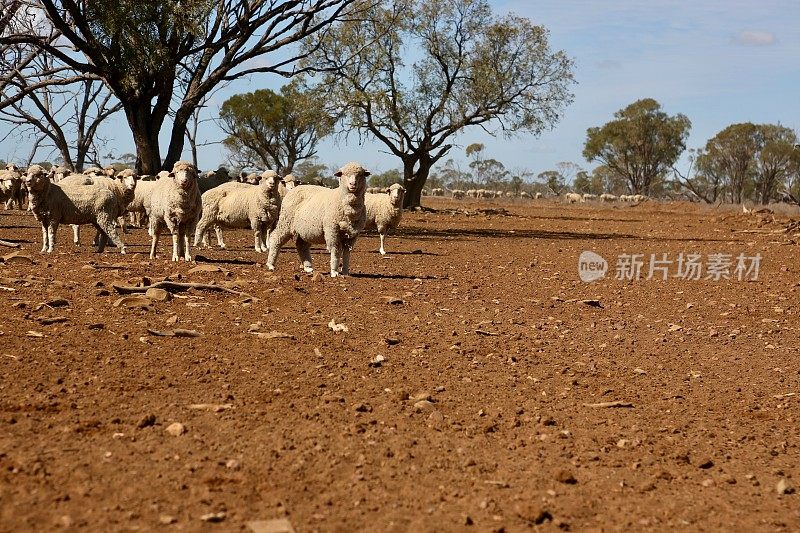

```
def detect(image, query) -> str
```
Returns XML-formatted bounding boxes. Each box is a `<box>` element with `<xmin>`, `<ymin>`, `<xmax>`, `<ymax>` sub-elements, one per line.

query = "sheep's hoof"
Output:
<box><xmin>379</xmin><ymin>250</ymin><xmax>386</xmax><ymax>255</ymax></box>
<box><xmin>303</xmin><ymin>266</ymin><xmax>313</xmax><ymax>273</ymax></box>
<box><xmin>267</xmin><ymin>264</ymin><xmax>275</xmax><ymax>271</ymax></box>
<box><xmin>330</xmin><ymin>271</ymin><xmax>339</xmax><ymax>278</ymax></box>
<box><xmin>120</xmin><ymin>248</ymin><xmax>127</xmax><ymax>254</ymax></box>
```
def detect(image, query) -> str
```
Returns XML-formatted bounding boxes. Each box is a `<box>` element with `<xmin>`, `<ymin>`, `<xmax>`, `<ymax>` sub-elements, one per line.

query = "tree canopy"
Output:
<box><xmin>301</xmin><ymin>0</ymin><xmax>575</xmax><ymax>207</ymax></box>
<box><xmin>220</xmin><ymin>84</ymin><xmax>334</xmax><ymax>174</ymax></box>
<box><xmin>1</xmin><ymin>0</ymin><xmax>359</xmax><ymax>174</ymax></box>
<box><xmin>583</xmin><ymin>98</ymin><xmax>690</xmax><ymax>195</ymax></box>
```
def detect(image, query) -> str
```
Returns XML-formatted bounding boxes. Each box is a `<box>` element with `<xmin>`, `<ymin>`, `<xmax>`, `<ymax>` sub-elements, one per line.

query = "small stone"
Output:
<box><xmin>777</xmin><ymin>478</ymin><xmax>795</xmax><ymax>495</ymax></box>
<box><xmin>165</xmin><ymin>422</ymin><xmax>186</xmax><ymax>436</ymax></box>
<box><xmin>200</xmin><ymin>512</ymin><xmax>226</xmax><ymax>523</ymax></box>
<box><xmin>385</xmin><ymin>337</ymin><xmax>401</xmax><ymax>345</ymax></box>
<box><xmin>426</xmin><ymin>410</ymin><xmax>445</xmax><ymax>430</ymax></box>
<box><xmin>166</xmin><ymin>315</ymin><xmax>178</xmax><ymax>325</ymax></box>
<box><xmin>554</xmin><ymin>469</ymin><xmax>577</xmax><ymax>484</ymax></box>
<box><xmin>696</xmin><ymin>458</ymin><xmax>714</xmax><ymax>469</ymax></box>
<box><xmin>95</xmin><ymin>289</ymin><xmax>110</xmax><ymax>297</ymax></box>
<box><xmin>145</xmin><ymin>287</ymin><xmax>172</xmax><ymax>301</ymax></box>
<box><xmin>353</xmin><ymin>403</ymin><xmax>372</xmax><ymax>413</ymax></box>
<box><xmin>369</xmin><ymin>354</ymin><xmax>385</xmax><ymax>367</ymax></box>
<box><xmin>113</xmin><ymin>296</ymin><xmax>151</xmax><ymax>309</ymax></box>
<box><xmin>137</xmin><ymin>414</ymin><xmax>156</xmax><ymax>429</ymax></box>
<box><xmin>311</xmin><ymin>272</ymin><xmax>323</xmax><ymax>282</ymax></box>
<box><xmin>413</xmin><ymin>400</ymin><xmax>434</xmax><ymax>412</ymax></box>
<box><xmin>159</xmin><ymin>515</ymin><xmax>177</xmax><ymax>525</ymax></box>
<box><xmin>701</xmin><ymin>478</ymin><xmax>715</xmax><ymax>487</ymax></box>
<box><xmin>515</xmin><ymin>502</ymin><xmax>552</xmax><ymax>524</ymax></box>
<box><xmin>464</xmin><ymin>516</ymin><xmax>474</xmax><ymax>526</ymax></box>
<box><xmin>247</xmin><ymin>518</ymin><xmax>296</xmax><ymax>533</ymax></box>
<box><xmin>225</xmin><ymin>459</ymin><xmax>240</xmax><ymax>470</ymax></box>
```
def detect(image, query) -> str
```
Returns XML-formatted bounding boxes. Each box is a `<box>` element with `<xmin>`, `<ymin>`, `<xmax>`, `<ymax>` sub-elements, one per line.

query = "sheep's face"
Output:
<box><xmin>259</xmin><ymin>171</ymin><xmax>279</xmax><ymax>196</ymax></box>
<box><xmin>171</xmin><ymin>163</ymin><xmax>198</xmax><ymax>190</ymax></box>
<box><xmin>5</xmin><ymin>164</ymin><xmax>20</xmax><ymax>173</ymax></box>
<box><xmin>388</xmin><ymin>183</ymin><xmax>405</xmax><ymax>206</ymax></box>
<box><xmin>283</xmin><ymin>174</ymin><xmax>297</xmax><ymax>191</ymax></box>
<box><xmin>23</xmin><ymin>165</ymin><xmax>50</xmax><ymax>192</ymax></box>
<box><xmin>335</xmin><ymin>163</ymin><xmax>370</xmax><ymax>195</ymax></box>
<box><xmin>116</xmin><ymin>173</ymin><xmax>137</xmax><ymax>192</ymax></box>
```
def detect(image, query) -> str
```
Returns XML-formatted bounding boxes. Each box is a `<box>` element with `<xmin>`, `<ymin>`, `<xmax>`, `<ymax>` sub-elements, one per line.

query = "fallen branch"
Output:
<box><xmin>0</xmin><ymin>239</ymin><xmax>20</xmax><ymax>248</ymax></box>
<box><xmin>583</xmin><ymin>401</ymin><xmax>634</xmax><ymax>408</ymax></box>
<box><xmin>112</xmin><ymin>281</ymin><xmax>257</xmax><ymax>301</ymax></box>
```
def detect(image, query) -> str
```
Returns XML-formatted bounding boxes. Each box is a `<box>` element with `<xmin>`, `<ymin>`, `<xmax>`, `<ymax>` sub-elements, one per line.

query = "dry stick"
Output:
<box><xmin>583</xmin><ymin>401</ymin><xmax>634</xmax><ymax>408</ymax></box>
<box><xmin>112</xmin><ymin>281</ymin><xmax>258</xmax><ymax>301</ymax></box>
<box><xmin>0</xmin><ymin>239</ymin><xmax>21</xmax><ymax>248</ymax></box>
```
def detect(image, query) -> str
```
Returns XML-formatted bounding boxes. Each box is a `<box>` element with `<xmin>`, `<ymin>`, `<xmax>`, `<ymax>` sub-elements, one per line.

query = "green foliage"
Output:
<box><xmin>572</xmin><ymin>171</ymin><xmax>591</xmax><ymax>194</ymax></box>
<box><xmin>220</xmin><ymin>83</ymin><xmax>335</xmax><ymax>173</ymax></box>
<box><xmin>302</xmin><ymin>0</ymin><xmax>575</xmax><ymax>206</ymax></box>
<box><xmin>537</xmin><ymin>170</ymin><xmax>567</xmax><ymax>195</ymax></box>
<box><xmin>583</xmin><ymin>98</ymin><xmax>691</xmax><ymax>195</ymax></box>
<box><xmin>369</xmin><ymin>169</ymin><xmax>403</xmax><ymax>188</ymax></box>
<box><xmin>469</xmin><ymin>158</ymin><xmax>508</xmax><ymax>187</ymax></box>
<box><xmin>293</xmin><ymin>157</ymin><xmax>335</xmax><ymax>186</ymax></box>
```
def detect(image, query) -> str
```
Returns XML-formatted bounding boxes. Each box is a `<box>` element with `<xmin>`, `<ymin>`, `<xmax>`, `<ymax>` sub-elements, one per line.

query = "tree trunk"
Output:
<box><xmin>124</xmin><ymin>104</ymin><xmax>162</xmax><ymax>175</ymax></box>
<box><xmin>163</xmin><ymin>104</ymin><xmax>195</xmax><ymax>170</ymax></box>
<box><xmin>403</xmin><ymin>159</ymin><xmax>432</xmax><ymax>209</ymax></box>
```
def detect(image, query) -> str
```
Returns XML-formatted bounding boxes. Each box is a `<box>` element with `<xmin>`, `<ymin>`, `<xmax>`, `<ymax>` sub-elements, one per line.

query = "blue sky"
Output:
<box><xmin>3</xmin><ymin>1</ymin><xmax>799</xmax><ymax>179</ymax></box>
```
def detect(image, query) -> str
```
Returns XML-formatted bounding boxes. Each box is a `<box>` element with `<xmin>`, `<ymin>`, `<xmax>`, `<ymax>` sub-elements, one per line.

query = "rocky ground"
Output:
<box><xmin>0</xmin><ymin>198</ymin><xmax>798</xmax><ymax>532</ymax></box>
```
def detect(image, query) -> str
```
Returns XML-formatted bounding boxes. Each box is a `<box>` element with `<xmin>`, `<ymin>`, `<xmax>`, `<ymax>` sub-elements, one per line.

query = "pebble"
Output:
<box><xmin>247</xmin><ymin>518</ymin><xmax>296</xmax><ymax>533</ymax></box>
<box><xmin>426</xmin><ymin>410</ymin><xmax>445</xmax><ymax>430</ymax></box>
<box><xmin>554</xmin><ymin>469</ymin><xmax>577</xmax><ymax>484</ymax></box>
<box><xmin>515</xmin><ymin>502</ymin><xmax>552</xmax><ymax>525</ymax></box>
<box><xmin>414</xmin><ymin>400</ymin><xmax>434</xmax><ymax>412</ymax></box>
<box><xmin>137</xmin><ymin>414</ymin><xmax>156</xmax><ymax>429</ymax></box>
<box><xmin>145</xmin><ymin>287</ymin><xmax>172</xmax><ymax>302</ymax></box>
<box><xmin>165</xmin><ymin>422</ymin><xmax>186</xmax><ymax>436</ymax></box>
<box><xmin>777</xmin><ymin>478</ymin><xmax>795</xmax><ymax>495</ymax></box>
<box><xmin>696</xmin><ymin>458</ymin><xmax>714</xmax><ymax>469</ymax></box>
<box><xmin>159</xmin><ymin>515</ymin><xmax>177</xmax><ymax>525</ymax></box>
<box><xmin>200</xmin><ymin>512</ymin><xmax>226</xmax><ymax>523</ymax></box>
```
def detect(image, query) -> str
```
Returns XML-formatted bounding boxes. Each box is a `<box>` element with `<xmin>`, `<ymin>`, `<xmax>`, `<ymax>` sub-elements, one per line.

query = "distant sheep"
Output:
<box><xmin>582</xmin><ymin>193</ymin><xmax>597</xmax><ymax>201</ymax></box>
<box><xmin>534</xmin><ymin>192</ymin><xmax>542</xmax><ymax>199</ymax></box>
<box><xmin>452</xmin><ymin>189</ymin><xmax>465</xmax><ymax>199</ymax></box>
<box><xmin>23</xmin><ymin>165</ymin><xmax>127</xmax><ymax>253</ymax></box>
<box><xmin>431</xmin><ymin>188</ymin><xmax>445</xmax><ymax>197</ymax></box>
<box><xmin>194</xmin><ymin>170</ymin><xmax>281</xmax><ymax>253</ymax></box>
<box><xmin>600</xmin><ymin>193</ymin><xmax>618</xmax><ymax>202</ymax></box>
<box><xmin>564</xmin><ymin>192</ymin><xmax>583</xmax><ymax>204</ymax></box>
<box><xmin>198</xmin><ymin>166</ymin><xmax>233</xmax><ymax>193</ymax></box>
<box><xmin>364</xmin><ymin>183</ymin><xmax>405</xmax><ymax>255</ymax></box>
<box><xmin>267</xmin><ymin>162</ymin><xmax>370</xmax><ymax>277</ymax></box>
<box><xmin>148</xmin><ymin>161</ymin><xmax>202</xmax><ymax>261</ymax></box>
<box><xmin>0</xmin><ymin>164</ymin><xmax>25</xmax><ymax>210</ymax></box>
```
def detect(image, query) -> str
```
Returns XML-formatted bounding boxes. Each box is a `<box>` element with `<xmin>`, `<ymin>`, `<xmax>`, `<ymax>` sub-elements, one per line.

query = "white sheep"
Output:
<box><xmin>466</xmin><ymin>189</ymin><xmax>477</xmax><ymax>198</ymax></box>
<box><xmin>431</xmin><ymin>188</ymin><xmax>445</xmax><ymax>197</ymax></box>
<box><xmin>534</xmin><ymin>192</ymin><xmax>542</xmax><ymax>199</ymax></box>
<box><xmin>194</xmin><ymin>170</ymin><xmax>281</xmax><ymax>253</ymax></box>
<box><xmin>364</xmin><ymin>183</ymin><xmax>405</xmax><ymax>255</ymax></box>
<box><xmin>267</xmin><ymin>162</ymin><xmax>370</xmax><ymax>277</ymax></box>
<box><xmin>23</xmin><ymin>165</ymin><xmax>127</xmax><ymax>253</ymax></box>
<box><xmin>632</xmin><ymin>194</ymin><xmax>647</xmax><ymax>202</ymax></box>
<box><xmin>600</xmin><ymin>193</ymin><xmax>618</xmax><ymax>202</ymax></box>
<box><xmin>564</xmin><ymin>192</ymin><xmax>583</xmax><ymax>204</ymax></box>
<box><xmin>198</xmin><ymin>166</ymin><xmax>233</xmax><ymax>193</ymax></box>
<box><xmin>452</xmin><ymin>189</ymin><xmax>465</xmax><ymax>199</ymax></box>
<box><xmin>279</xmin><ymin>174</ymin><xmax>297</xmax><ymax>198</ymax></box>
<box><xmin>148</xmin><ymin>161</ymin><xmax>202</xmax><ymax>261</ymax></box>
<box><xmin>582</xmin><ymin>193</ymin><xmax>597</xmax><ymax>201</ymax></box>
<box><xmin>63</xmin><ymin>169</ymin><xmax>138</xmax><ymax>246</ymax></box>
<box><xmin>126</xmin><ymin>175</ymin><xmax>159</xmax><ymax>229</ymax></box>
<box><xmin>0</xmin><ymin>164</ymin><xmax>25</xmax><ymax>209</ymax></box>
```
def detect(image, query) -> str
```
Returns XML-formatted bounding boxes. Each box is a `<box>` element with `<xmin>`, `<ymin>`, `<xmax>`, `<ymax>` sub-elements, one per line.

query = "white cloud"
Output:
<box><xmin>733</xmin><ymin>30</ymin><xmax>777</xmax><ymax>46</ymax></box>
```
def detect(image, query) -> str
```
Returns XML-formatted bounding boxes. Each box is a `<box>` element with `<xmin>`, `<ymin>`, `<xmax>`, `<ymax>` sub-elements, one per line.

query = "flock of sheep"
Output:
<box><xmin>0</xmin><ymin>161</ymin><xmax>404</xmax><ymax>277</ymax></box>
<box><xmin>564</xmin><ymin>192</ymin><xmax>648</xmax><ymax>204</ymax></box>
<box><xmin>424</xmin><ymin>188</ymin><xmax>544</xmax><ymax>200</ymax></box>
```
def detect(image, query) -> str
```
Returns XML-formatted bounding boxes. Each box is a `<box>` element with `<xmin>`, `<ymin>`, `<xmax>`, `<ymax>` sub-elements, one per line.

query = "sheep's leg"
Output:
<box><xmin>193</xmin><ymin>215</ymin><xmax>211</xmax><ymax>248</ymax></box>
<box><xmin>214</xmin><ymin>226</ymin><xmax>225</xmax><ymax>249</ymax></box>
<box><xmin>93</xmin><ymin>223</ymin><xmax>108</xmax><ymax>253</ymax></box>
<box><xmin>379</xmin><ymin>232</ymin><xmax>387</xmax><ymax>255</ymax></box>
<box><xmin>295</xmin><ymin>238</ymin><xmax>313</xmax><ymax>272</ymax></box>
<box><xmin>40</xmin><ymin>223</ymin><xmax>48</xmax><ymax>253</ymax></box>
<box><xmin>72</xmin><ymin>224</ymin><xmax>80</xmax><ymax>246</ymax></box>
<box><xmin>149</xmin><ymin>221</ymin><xmax>161</xmax><ymax>259</ymax></box>
<box><xmin>182</xmin><ymin>224</ymin><xmax>193</xmax><ymax>261</ymax></box>
<box><xmin>251</xmin><ymin>220</ymin><xmax>263</xmax><ymax>253</ymax></box>
<box><xmin>329</xmin><ymin>241</ymin><xmax>343</xmax><ymax>277</ymax></box>
<box><xmin>98</xmin><ymin>214</ymin><xmax>126</xmax><ymax>254</ymax></box>
<box><xmin>47</xmin><ymin>222</ymin><xmax>58</xmax><ymax>253</ymax></box>
<box><xmin>118</xmin><ymin>215</ymin><xmax>128</xmax><ymax>234</ymax></box>
<box><xmin>266</xmin><ymin>225</ymin><xmax>292</xmax><ymax>271</ymax></box>
<box><xmin>341</xmin><ymin>245</ymin><xmax>352</xmax><ymax>276</ymax></box>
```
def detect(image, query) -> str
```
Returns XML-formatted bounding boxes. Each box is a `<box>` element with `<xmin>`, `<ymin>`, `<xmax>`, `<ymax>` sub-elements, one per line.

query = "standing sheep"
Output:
<box><xmin>198</xmin><ymin>166</ymin><xmax>233</xmax><ymax>193</ymax></box>
<box><xmin>23</xmin><ymin>165</ymin><xmax>127</xmax><ymax>253</ymax></box>
<box><xmin>267</xmin><ymin>162</ymin><xmax>370</xmax><ymax>277</ymax></box>
<box><xmin>64</xmin><ymin>169</ymin><xmax>138</xmax><ymax>246</ymax></box>
<box><xmin>364</xmin><ymin>183</ymin><xmax>405</xmax><ymax>255</ymax></box>
<box><xmin>279</xmin><ymin>174</ymin><xmax>297</xmax><ymax>198</ymax></box>
<box><xmin>194</xmin><ymin>170</ymin><xmax>281</xmax><ymax>253</ymax></box>
<box><xmin>148</xmin><ymin>161</ymin><xmax>202</xmax><ymax>261</ymax></box>
<box><xmin>564</xmin><ymin>192</ymin><xmax>583</xmax><ymax>204</ymax></box>
<box><xmin>0</xmin><ymin>164</ymin><xmax>25</xmax><ymax>210</ymax></box>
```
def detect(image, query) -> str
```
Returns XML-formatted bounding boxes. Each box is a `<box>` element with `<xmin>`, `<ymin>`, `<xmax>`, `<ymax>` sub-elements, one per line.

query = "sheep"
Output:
<box><xmin>364</xmin><ymin>183</ymin><xmax>405</xmax><ymax>255</ymax></box>
<box><xmin>126</xmin><ymin>174</ymin><xmax>159</xmax><ymax>229</ymax></box>
<box><xmin>582</xmin><ymin>193</ymin><xmax>597</xmax><ymax>201</ymax></box>
<box><xmin>148</xmin><ymin>160</ymin><xmax>202</xmax><ymax>261</ymax></box>
<box><xmin>564</xmin><ymin>192</ymin><xmax>583</xmax><ymax>204</ymax></box>
<box><xmin>194</xmin><ymin>170</ymin><xmax>281</xmax><ymax>253</ymax></box>
<box><xmin>267</xmin><ymin>162</ymin><xmax>370</xmax><ymax>277</ymax></box>
<box><xmin>534</xmin><ymin>192</ymin><xmax>542</xmax><ymax>199</ymax></box>
<box><xmin>0</xmin><ymin>164</ymin><xmax>25</xmax><ymax>210</ymax></box>
<box><xmin>452</xmin><ymin>189</ymin><xmax>465</xmax><ymax>199</ymax></box>
<box><xmin>63</xmin><ymin>169</ymin><xmax>138</xmax><ymax>246</ymax></box>
<box><xmin>23</xmin><ymin>165</ymin><xmax>127</xmax><ymax>254</ymax></box>
<box><xmin>278</xmin><ymin>173</ymin><xmax>298</xmax><ymax>198</ymax></box>
<box><xmin>198</xmin><ymin>166</ymin><xmax>233</xmax><ymax>193</ymax></box>
<box><xmin>466</xmin><ymin>189</ymin><xmax>477</xmax><ymax>198</ymax></box>
<box><xmin>431</xmin><ymin>188</ymin><xmax>445</xmax><ymax>197</ymax></box>
<box><xmin>600</xmin><ymin>193</ymin><xmax>618</xmax><ymax>202</ymax></box>
<box><xmin>632</xmin><ymin>194</ymin><xmax>647</xmax><ymax>202</ymax></box>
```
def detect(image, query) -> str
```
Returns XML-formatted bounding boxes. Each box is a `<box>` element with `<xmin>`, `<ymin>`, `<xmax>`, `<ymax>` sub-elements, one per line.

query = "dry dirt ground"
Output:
<box><xmin>0</xmin><ymin>198</ymin><xmax>798</xmax><ymax>532</ymax></box>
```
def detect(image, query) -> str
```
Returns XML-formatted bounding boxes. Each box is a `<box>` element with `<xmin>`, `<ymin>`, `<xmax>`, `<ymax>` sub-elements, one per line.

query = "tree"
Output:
<box><xmin>293</xmin><ymin>156</ymin><xmax>334</xmax><ymax>186</ymax></box>
<box><xmin>301</xmin><ymin>0</ymin><xmax>575</xmax><ymax>207</ymax></box>
<box><xmin>470</xmin><ymin>158</ymin><xmax>509</xmax><ymax>188</ymax></box>
<box><xmin>369</xmin><ymin>168</ymin><xmax>402</xmax><ymax>188</ymax></box>
<box><xmin>673</xmin><ymin>149</ymin><xmax>726</xmax><ymax>204</ymax></box>
<box><xmin>2</xmin><ymin>0</ymin><xmax>360</xmax><ymax>174</ymax></box>
<box><xmin>537</xmin><ymin>170</ymin><xmax>567</xmax><ymax>195</ymax></box>
<box><xmin>1</xmin><ymin>8</ymin><xmax>121</xmax><ymax>170</ymax></box>
<box><xmin>573</xmin><ymin>170</ymin><xmax>590</xmax><ymax>194</ymax></box>
<box><xmin>220</xmin><ymin>83</ymin><xmax>335</xmax><ymax>174</ymax></box>
<box><xmin>438</xmin><ymin>158</ymin><xmax>470</xmax><ymax>189</ymax></box>
<box><xmin>696</xmin><ymin>123</ymin><xmax>759</xmax><ymax>203</ymax></box>
<box><xmin>583</xmin><ymin>98</ymin><xmax>691</xmax><ymax>195</ymax></box>
<box><xmin>751</xmin><ymin>124</ymin><xmax>798</xmax><ymax>204</ymax></box>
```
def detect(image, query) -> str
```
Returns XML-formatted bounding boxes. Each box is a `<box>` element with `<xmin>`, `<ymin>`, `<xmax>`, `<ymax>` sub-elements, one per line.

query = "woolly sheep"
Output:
<box><xmin>452</xmin><ymin>189</ymin><xmax>465</xmax><ymax>199</ymax></box>
<box><xmin>431</xmin><ymin>188</ymin><xmax>445</xmax><ymax>197</ymax></box>
<box><xmin>564</xmin><ymin>192</ymin><xmax>583</xmax><ymax>204</ymax></box>
<box><xmin>194</xmin><ymin>170</ymin><xmax>281</xmax><ymax>252</ymax></box>
<box><xmin>62</xmin><ymin>169</ymin><xmax>138</xmax><ymax>246</ymax></box>
<box><xmin>278</xmin><ymin>174</ymin><xmax>298</xmax><ymax>198</ymax></box>
<box><xmin>582</xmin><ymin>193</ymin><xmax>597</xmax><ymax>201</ymax></box>
<box><xmin>466</xmin><ymin>189</ymin><xmax>477</xmax><ymax>198</ymax></box>
<box><xmin>266</xmin><ymin>162</ymin><xmax>370</xmax><ymax>277</ymax></box>
<box><xmin>600</xmin><ymin>193</ymin><xmax>618</xmax><ymax>202</ymax></box>
<box><xmin>23</xmin><ymin>165</ymin><xmax>127</xmax><ymax>253</ymax></box>
<box><xmin>0</xmin><ymin>164</ymin><xmax>25</xmax><ymax>210</ymax></box>
<box><xmin>198</xmin><ymin>166</ymin><xmax>233</xmax><ymax>193</ymax></box>
<box><xmin>632</xmin><ymin>194</ymin><xmax>647</xmax><ymax>202</ymax></box>
<box><xmin>126</xmin><ymin>175</ymin><xmax>160</xmax><ymax>229</ymax></box>
<box><xmin>533</xmin><ymin>192</ymin><xmax>542</xmax><ymax>199</ymax></box>
<box><xmin>148</xmin><ymin>161</ymin><xmax>202</xmax><ymax>261</ymax></box>
<box><xmin>364</xmin><ymin>183</ymin><xmax>405</xmax><ymax>255</ymax></box>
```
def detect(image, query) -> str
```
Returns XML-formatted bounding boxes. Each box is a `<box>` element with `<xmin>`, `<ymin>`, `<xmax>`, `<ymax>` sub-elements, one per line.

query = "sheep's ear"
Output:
<box><xmin>363</xmin><ymin>171</ymin><xmax>371</xmax><ymax>177</ymax></box>
<box><xmin>334</xmin><ymin>171</ymin><xmax>343</xmax><ymax>177</ymax></box>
